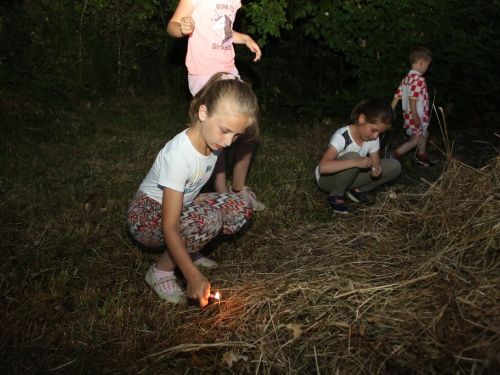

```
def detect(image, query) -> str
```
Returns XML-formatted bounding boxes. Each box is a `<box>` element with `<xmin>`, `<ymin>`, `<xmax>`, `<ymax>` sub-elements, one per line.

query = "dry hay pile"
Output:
<box><xmin>147</xmin><ymin>157</ymin><xmax>500</xmax><ymax>374</ymax></box>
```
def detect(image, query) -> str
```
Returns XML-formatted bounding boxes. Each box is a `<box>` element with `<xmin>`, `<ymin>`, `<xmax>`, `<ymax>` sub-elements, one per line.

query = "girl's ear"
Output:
<box><xmin>358</xmin><ymin>113</ymin><xmax>366</xmax><ymax>124</ymax></box>
<box><xmin>198</xmin><ymin>105</ymin><xmax>208</xmax><ymax>121</ymax></box>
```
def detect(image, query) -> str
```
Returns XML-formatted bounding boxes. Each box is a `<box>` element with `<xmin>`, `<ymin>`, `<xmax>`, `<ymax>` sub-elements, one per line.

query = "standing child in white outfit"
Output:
<box><xmin>127</xmin><ymin>73</ymin><xmax>259</xmax><ymax>307</ymax></box>
<box><xmin>167</xmin><ymin>0</ymin><xmax>266</xmax><ymax>210</ymax></box>
<box><xmin>316</xmin><ymin>99</ymin><xmax>401</xmax><ymax>213</ymax></box>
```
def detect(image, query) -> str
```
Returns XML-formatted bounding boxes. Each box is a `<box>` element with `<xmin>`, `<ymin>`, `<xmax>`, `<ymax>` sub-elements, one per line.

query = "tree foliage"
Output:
<box><xmin>244</xmin><ymin>0</ymin><xmax>292</xmax><ymax>45</ymax></box>
<box><xmin>1</xmin><ymin>0</ymin><xmax>499</xmax><ymax>118</ymax></box>
<box><xmin>0</xmin><ymin>0</ymin><xmax>180</xmax><ymax>104</ymax></box>
<box><xmin>243</xmin><ymin>0</ymin><xmax>500</xmax><ymax>116</ymax></box>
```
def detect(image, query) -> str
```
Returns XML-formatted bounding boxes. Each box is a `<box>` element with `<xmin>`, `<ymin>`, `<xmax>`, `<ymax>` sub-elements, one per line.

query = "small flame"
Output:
<box><xmin>214</xmin><ymin>292</ymin><xmax>220</xmax><ymax>300</ymax></box>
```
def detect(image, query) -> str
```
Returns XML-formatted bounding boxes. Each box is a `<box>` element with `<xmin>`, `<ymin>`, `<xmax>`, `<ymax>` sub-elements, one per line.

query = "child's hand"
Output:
<box><xmin>413</xmin><ymin>115</ymin><xmax>422</xmax><ymax>128</ymax></box>
<box><xmin>357</xmin><ymin>157</ymin><xmax>373</xmax><ymax>170</ymax></box>
<box><xmin>370</xmin><ymin>164</ymin><xmax>382</xmax><ymax>178</ymax></box>
<box><xmin>187</xmin><ymin>272</ymin><xmax>210</xmax><ymax>308</ymax></box>
<box><xmin>245</xmin><ymin>38</ymin><xmax>262</xmax><ymax>61</ymax></box>
<box><xmin>180</xmin><ymin>15</ymin><xmax>195</xmax><ymax>36</ymax></box>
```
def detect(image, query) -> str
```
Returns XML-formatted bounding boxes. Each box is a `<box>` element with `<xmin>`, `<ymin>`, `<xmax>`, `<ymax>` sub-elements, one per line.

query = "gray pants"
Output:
<box><xmin>317</xmin><ymin>152</ymin><xmax>401</xmax><ymax>196</ymax></box>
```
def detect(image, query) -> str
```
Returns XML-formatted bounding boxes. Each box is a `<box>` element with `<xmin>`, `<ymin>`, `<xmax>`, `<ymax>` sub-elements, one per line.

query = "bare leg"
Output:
<box><xmin>395</xmin><ymin>134</ymin><xmax>421</xmax><ymax>156</ymax></box>
<box><xmin>416</xmin><ymin>129</ymin><xmax>429</xmax><ymax>155</ymax></box>
<box><xmin>213</xmin><ymin>149</ymin><xmax>230</xmax><ymax>193</ymax></box>
<box><xmin>211</xmin><ymin>134</ymin><xmax>265</xmax><ymax>210</ymax></box>
<box><xmin>155</xmin><ymin>251</ymin><xmax>177</xmax><ymax>272</ymax></box>
<box><xmin>212</xmin><ymin>136</ymin><xmax>256</xmax><ymax>192</ymax></box>
<box><xmin>231</xmin><ymin>138</ymin><xmax>256</xmax><ymax>191</ymax></box>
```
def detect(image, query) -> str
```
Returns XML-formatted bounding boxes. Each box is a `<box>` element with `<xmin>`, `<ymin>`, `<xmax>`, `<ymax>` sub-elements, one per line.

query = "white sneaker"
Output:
<box><xmin>230</xmin><ymin>186</ymin><xmax>266</xmax><ymax>211</ymax></box>
<box><xmin>145</xmin><ymin>266</ymin><xmax>186</xmax><ymax>304</ymax></box>
<box><xmin>191</xmin><ymin>253</ymin><xmax>219</xmax><ymax>269</ymax></box>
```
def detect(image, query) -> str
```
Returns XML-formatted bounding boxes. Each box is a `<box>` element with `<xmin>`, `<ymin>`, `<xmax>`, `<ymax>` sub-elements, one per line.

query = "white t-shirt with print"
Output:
<box><xmin>315</xmin><ymin>125</ymin><xmax>380</xmax><ymax>182</ymax></box>
<box><xmin>139</xmin><ymin>129</ymin><xmax>220</xmax><ymax>205</ymax></box>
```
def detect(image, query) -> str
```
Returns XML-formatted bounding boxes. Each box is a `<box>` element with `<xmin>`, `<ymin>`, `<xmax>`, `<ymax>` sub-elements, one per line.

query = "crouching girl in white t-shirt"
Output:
<box><xmin>315</xmin><ymin>99</ymin><xmax>401</xmax><ymax>214</ymax></box>
<box><xmin>128</xmin><ymin>72</ymin><xmax>259</xmax><ymax>307</ymax></box>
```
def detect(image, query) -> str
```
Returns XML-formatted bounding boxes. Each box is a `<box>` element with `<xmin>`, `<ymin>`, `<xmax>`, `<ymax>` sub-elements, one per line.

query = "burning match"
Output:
<box><xmin>187</xmin><ymin>292</ymin><xmax>221</xmax><ymax>307</ymax></box>
<box><xmin>209</xmin><ymin>292</ymin><xmax>220</xmax><ymax>300</ymax></box>
<box><xmin>207</xmin><ymin>292</ymin><xmax>221</xmax><ymax>306</ymax></box>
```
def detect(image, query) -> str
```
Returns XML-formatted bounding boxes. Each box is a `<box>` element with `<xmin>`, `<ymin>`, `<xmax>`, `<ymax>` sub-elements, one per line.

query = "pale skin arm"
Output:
<box><xmin>318</xmin><ymin>146</ymin><xmax>374</xmax><ymax>174</ymax></box>
<box><xmin>157</xmin><ymin>187</ymin><xmax>210</xmax><ymax>308</ymax></box>
<box><xmin>166</xmin><ymin>0</ymin><xmax>195</xmax><ymax>38</ymax></box>
<box><xmin>233</xmin><ymin>31</ymin><xmax>262</xmax><ymax>61</ymax></box>
<box><xmin>391</xmin><ymin>97</ymin><xmax>399</xmax><ymax>111</ymax></box>
<box><xmin>409</xmin><ymin>98</ymin><xmax>422</xmax><ymax>128</ymax></box>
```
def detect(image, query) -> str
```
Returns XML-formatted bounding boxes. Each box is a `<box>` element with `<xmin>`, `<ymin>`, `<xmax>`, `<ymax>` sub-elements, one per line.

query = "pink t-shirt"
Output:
<box><xmin>186</xmin><ymin>0</ymin><xmax>241</xmax><ymax>75</ymax></box>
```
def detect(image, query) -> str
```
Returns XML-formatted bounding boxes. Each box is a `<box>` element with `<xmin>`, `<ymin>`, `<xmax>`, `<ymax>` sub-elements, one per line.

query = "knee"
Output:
<box><xmin>409</xmin><ymin>137</ymin><xmax>420</xmax><ymax>147</ymax></box>
<box><xmin>206</xmin><ymin>207</ymin><xmax>224</xmax><ymax>232</ymax></box>
<box><xmin>219</xmin><ymin>194</ymin><xmax>253</xmax><ymax>235</ymax></box>
<box><xmin>231</xmin><ymin>194</ymin><xmax>254</xmax><ymax>220</ymax></box>
<box><xmin>341</xmin><ymin>151</ymin><xmax>361</xmax><ymax>160</ymax></box>
<box><xmin>189</xmin><ymin>206</ymin><xmax>223</xmax><ymax>234</ymax></box>
<box><xmin>382</xmin><ymin>159</ymin><xmax>401</xmax><ymax>176</ymax></box>
<box><xmin>393</xmin><ymin>159</ymin><xmax>402</xmax><ymax>174</ymax></box>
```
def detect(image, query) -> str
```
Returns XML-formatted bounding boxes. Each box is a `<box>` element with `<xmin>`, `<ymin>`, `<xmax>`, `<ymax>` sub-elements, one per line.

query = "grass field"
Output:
<box><xmin>1</xmin><ymin>97</ymin><xmax>499</xmax><ymax>374</ymax></box>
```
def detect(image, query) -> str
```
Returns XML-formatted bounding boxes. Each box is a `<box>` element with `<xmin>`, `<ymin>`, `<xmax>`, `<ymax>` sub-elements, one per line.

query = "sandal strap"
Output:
<box><xmin>152</xmin><ymin>275</ymin><xmax>177</xmax><ymax>286</ymax></box>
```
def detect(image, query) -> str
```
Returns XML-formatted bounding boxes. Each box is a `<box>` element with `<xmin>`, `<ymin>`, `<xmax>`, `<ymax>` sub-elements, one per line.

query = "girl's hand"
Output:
<box><xmin>245</xmin><ymin>37</ymin><xmax>262</xmax><ymax>61</ymax></box>
<box><xmin>187</xmin><ymin>272</ymin><xmax>211</xmax><ymax>308</ymax></box>
<box><xmin>357</xmin><ymin>157</ymin><xmax>373</xmax><ymax>169</ymax></box>
<box><xmin>371</xmin><ymin>164</ymin><xmax>382</xmax><ymax>178</ymax></box>
<box><xmin>180</xmin><ymin>15</ymin><xmax>195</xmax><ymax>35</ymax></box>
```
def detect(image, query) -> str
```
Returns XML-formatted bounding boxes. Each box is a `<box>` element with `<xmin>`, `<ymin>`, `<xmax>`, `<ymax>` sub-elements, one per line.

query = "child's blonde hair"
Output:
<box><xmin>350</xmin><ymin>98</ymin><xmax>395</xmax><ymax>126</ymax></box>
<box><xmin>189</xmin><ymin>72</ymin><xmax>259</xmax><ymax>139</ymax></box>
<box><xmin>409</xmin><ymin>45</ymin><xmax>432</xmax><ymax>65</ymax></box>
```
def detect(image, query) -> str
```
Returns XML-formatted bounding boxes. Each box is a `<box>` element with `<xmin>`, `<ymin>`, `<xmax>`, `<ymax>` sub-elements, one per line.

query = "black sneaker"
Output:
<box><xmin>346</xmin><ymin>189</ymin><xmax>375</xmax><ymax>204</ymax></box>
<box><xmin>326</xmin><ymin>195</ymin><xmax>349</xmax><ymax>213</ymax></box>
<box><xmin>414</xmin><ymin>157</ymin><xmax>435</xmax><ymax>167</ymax></box>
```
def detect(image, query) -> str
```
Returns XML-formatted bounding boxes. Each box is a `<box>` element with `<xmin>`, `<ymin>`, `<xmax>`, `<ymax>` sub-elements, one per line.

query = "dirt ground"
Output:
<box><xmin>380</xmin><ymin>120</ymin><xmax>499</xmax><ymax>188</ymax></box>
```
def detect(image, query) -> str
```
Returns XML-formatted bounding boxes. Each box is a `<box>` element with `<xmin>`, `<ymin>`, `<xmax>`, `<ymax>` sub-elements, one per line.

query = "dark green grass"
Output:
<box><xmin>1</xmin><ymin>98</ymin><xmax>196</xmax><ymax>372</ymax></box>
<box><xmin>0</xmin><ymin>97</ymin><xmax>495</xmax><ymax>373</ymax></box>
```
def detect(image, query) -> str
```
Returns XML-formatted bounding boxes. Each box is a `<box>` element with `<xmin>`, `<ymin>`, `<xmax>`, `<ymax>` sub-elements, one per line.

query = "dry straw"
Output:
<box><xmin>142</xmin><ymin>113</ymin><xmax>500</xmax><ymax>373</ymax></box>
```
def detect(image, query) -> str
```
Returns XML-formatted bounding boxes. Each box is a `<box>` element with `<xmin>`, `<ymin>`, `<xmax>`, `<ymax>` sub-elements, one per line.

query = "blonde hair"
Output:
<box><xmin>409</xmin><ymin>46</ymin><xmax>432</xmax><ymax>65</ymax></box>
<box><xmin>189</xmin><ymin>72</ymin><xmax>259</xmax><ymax>139</ymax></box>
